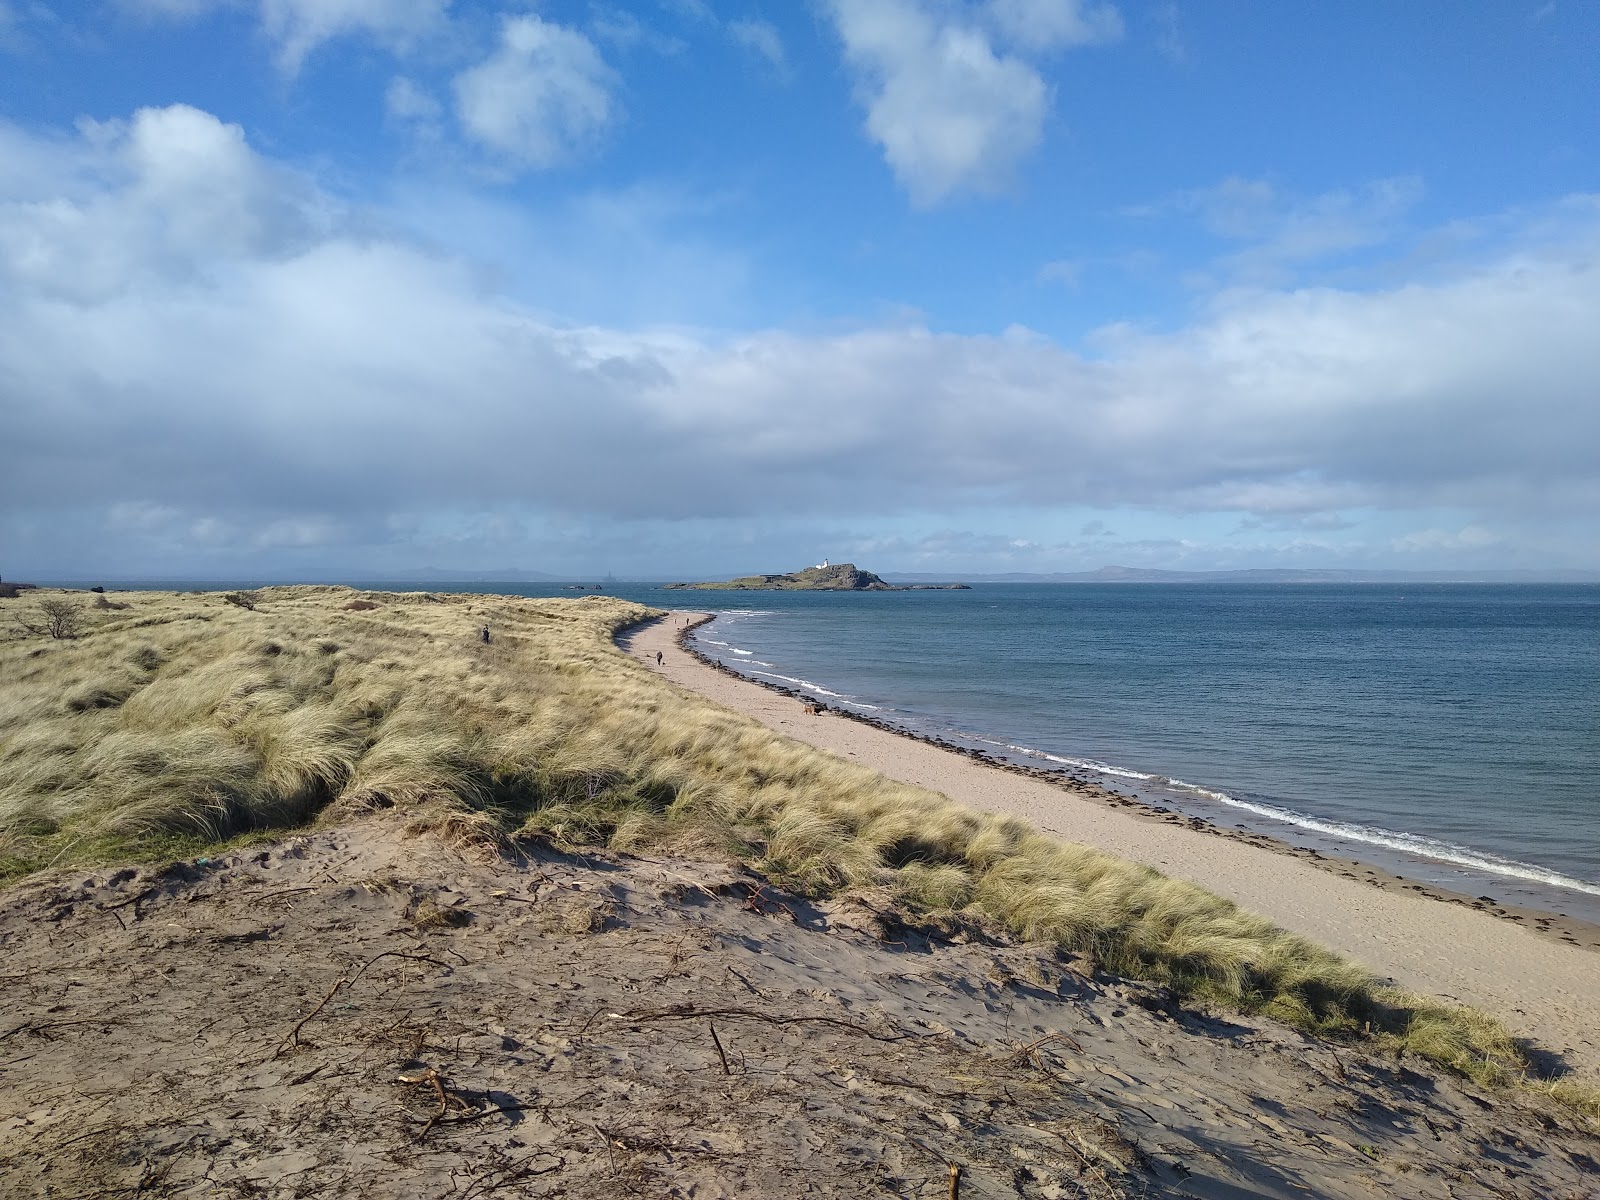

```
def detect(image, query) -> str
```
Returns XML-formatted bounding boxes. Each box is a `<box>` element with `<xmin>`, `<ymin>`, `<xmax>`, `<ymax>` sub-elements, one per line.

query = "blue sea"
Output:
<box><xmin>98</xmin><ymin>579</ymin><xmax>1600</xmax><ymax>923</ymax></box>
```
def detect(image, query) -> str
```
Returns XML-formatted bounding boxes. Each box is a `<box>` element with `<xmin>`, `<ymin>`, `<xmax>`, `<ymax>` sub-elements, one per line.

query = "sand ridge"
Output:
<box><xmin>624</xmin><ymin>612</ymin><xmax>1600</xmax><ymax>1082</ymax></box>
<box><xmin>4</xmin><ymin>820</ymin><xmax>1597</xmax><ymax>1198</ymax></box>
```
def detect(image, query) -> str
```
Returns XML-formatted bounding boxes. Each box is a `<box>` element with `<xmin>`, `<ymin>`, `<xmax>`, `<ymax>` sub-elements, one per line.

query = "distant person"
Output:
<box><xmin>656</xmin><ymin>650</ymin><xmax>664</xmax><ymax>666</ymax></box>
<box><xmin>480</xmin><ymin>626</ymin><xmax>491</xmax><ymax>644</ymax></box>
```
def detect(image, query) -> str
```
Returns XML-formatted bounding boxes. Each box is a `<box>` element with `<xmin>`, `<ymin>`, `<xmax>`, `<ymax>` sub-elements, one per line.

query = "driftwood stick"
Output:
<box><xmin>947</xmin><ymin>1163</ymin><xmax>961</xmax><ymax>1199</ymax></box>
<box><xmin>708</xmin><ymin>1021</ymin><xmax>731</xmax><ymax>1075</ymax></box>
<box><xmin>419</xmin><ymin>1068</ymin><xmax>450</xmax><ymax>1139</ymax></box>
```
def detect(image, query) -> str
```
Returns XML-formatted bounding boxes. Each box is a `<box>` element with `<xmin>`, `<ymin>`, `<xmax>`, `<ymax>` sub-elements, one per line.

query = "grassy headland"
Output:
<box><xmin>0</xmin><ymin>585</ymin><xmax>1589</xmax><ymax>1109</ymax></box>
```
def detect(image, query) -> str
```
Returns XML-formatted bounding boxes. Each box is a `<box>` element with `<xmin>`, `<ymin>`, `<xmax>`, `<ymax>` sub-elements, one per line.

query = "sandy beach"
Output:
<box><xmin>626</xmin><ymin>612</ymin><xmax>1600</xmax><ymax>1082</ymax></box>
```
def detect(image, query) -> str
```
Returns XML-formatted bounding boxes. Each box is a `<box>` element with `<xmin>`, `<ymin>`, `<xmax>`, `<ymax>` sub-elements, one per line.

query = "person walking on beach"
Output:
<box><xmin>656</xmin><ymin>650</ymin><xmax>664</xmax><ymax>666</ymax></box>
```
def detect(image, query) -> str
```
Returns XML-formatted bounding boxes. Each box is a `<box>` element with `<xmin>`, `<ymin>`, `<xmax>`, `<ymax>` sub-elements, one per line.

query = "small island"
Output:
<box><xmin>663</xmin><ymin>562</ymin><xmax>970</xmax><ymax>591</ymax></box>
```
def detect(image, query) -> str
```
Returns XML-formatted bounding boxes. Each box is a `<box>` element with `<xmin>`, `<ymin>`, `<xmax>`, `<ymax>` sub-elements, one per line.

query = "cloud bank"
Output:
<box><xmin>3</xmin><ymin>107</ymin><xmax>1598</xmax><ymax>570</ymax></box>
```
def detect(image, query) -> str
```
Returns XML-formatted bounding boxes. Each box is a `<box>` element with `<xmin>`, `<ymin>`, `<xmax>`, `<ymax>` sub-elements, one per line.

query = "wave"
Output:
<box><xmin>1178</xmin><ymin>788</ymin><xmax>1600</xmax><ymax>899</ymax></box>
<box><xmin>978</xmin><ymin>737</ymin><xmax>1600</xmax><ymax>899</ymax></box>
<box><xmin>746</xmin><ymin>669</ymin><xmax>850</xmax><ymax>700</ymax></box>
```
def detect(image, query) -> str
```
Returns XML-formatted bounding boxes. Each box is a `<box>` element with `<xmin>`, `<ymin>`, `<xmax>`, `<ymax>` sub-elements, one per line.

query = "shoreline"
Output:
<box><xmin>677</xmin><ymin>613</ymin><xmax>1600</xmax><ymax>950</ymax></box>
<box><xmin>622</xmin><ymin>610</ymin><xmax>1600</xmax><ymax>1080</ymax></box>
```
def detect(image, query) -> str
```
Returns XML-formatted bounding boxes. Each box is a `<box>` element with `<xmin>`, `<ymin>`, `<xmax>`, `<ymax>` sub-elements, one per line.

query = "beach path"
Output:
<box><xmin>625</xmin><ymin>613</ymin><xmax>1600</xmax><ymax>1081</ymax></box>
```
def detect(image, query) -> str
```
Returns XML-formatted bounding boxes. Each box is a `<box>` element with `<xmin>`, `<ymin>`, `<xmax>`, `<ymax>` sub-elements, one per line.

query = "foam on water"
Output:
<box><xmin>746</xmin><ymin>669</ymin><xmax>850</xmax><ymax>700</ymax></box>
<box><xmin>981</xmin><ymin>737</ymin><xmax>1600</xmax><ymax>899</ymax></box>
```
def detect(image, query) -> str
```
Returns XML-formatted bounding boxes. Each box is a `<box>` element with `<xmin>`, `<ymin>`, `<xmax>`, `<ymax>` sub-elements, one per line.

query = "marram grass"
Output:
<box><xmin>0</xmin><ymin>585</ymin><xmax>1593</xmax><ymax>1114</ymax></box>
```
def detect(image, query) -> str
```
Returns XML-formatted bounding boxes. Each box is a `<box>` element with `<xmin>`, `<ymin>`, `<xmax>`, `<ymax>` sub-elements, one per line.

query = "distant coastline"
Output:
<box><xmin>888</xmin><ymin>566</ymin><xmax>1600</xmax><ymax>585</ymax></box>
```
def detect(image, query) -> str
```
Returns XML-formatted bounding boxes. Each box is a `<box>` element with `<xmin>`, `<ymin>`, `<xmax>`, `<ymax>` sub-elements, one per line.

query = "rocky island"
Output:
<box><xmin>663</xmin><ymin>562</ymin><xmax>970</xmax><ymax>591</ymax></box>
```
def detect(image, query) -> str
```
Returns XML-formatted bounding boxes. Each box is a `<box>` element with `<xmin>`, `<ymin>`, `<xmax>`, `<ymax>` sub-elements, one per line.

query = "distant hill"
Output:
<box><xmin>665</xmin><ymin>563</ymin><xmax>969</xmax><ymax>592</ymax></box>
<box><xmin>885</xmin><ymin>566</ymin><xmax>1600</xmax><ymax>584</ymax></box>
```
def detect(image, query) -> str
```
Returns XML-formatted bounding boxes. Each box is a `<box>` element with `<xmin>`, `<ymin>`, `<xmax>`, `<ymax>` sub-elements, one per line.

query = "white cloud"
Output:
<box><xmin>453</xmin><ymin>16</ymin><xmax>617</xmax><ymax>170</ymax></box>
<box><xmin>985</xmin><ymin>0</ymin><xmax>1122</xmax><ymax>50</ymax></box>
<box><xmin>589</xmin><ymin>6</ymin><xmax>685</xmax><ymax>55</ymax></box>
<box><xmin>120</xmin><ymin>0</ymin><xmax>232</xmax><ymax>16</ymax></box>
<box><xmin>3</xmin><ymin>109</ymin><xmax>1599</xmax><ymax>572</ymax></box>
<box><xmin>1152</xmin><ymin>1</ymin><xmax>1185</xmax><ymax>63</ymax></box>
<box><xmin>122</xmin><ymin>0</ymin><xmax>450</xmax><ymax>70</ymax></box>
<box><xmin>1177</xmin><ymin>174</ymin><xmax>1426</xmax><ymax>284</ymax></box>
<box><xmin>265</xmin><ymin>0</ymin><xmax>449</xmax><ymax>69</ymax></box>
<box><xmin>386</xmin><ymin>75</ymin><xmax>441</xmax><ymax>121</ymax></box>
<box><xmin>825</xmin><ymin>0</ymin><xmax>1049</xmax><ymax>205</ymax></box>
<box><xmin>728</xmin><ymin>18</ymin><xmax>787</xmax><ymax>73</ymax></box>
<box><xmin>0</xmin><ymin>105</ymin><xmax>320</xmax><ymax>302</ymax></box>
<box><xmin>663</xmin><ymin>0</ymin><xmax>715</xmax><ymax>22</ymax></box>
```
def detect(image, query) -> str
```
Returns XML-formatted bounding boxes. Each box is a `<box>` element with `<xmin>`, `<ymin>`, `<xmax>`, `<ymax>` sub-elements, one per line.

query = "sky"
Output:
<box><xmin>2</xmin><ymin>0</ymin><xmax>1598</xmax><ymax>579</ymax></box>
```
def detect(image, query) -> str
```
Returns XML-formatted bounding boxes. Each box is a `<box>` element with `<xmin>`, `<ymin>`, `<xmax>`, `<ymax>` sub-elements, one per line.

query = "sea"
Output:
<box><xmin>94</xmin><ymin>579</ymin><xmax>1600</xmax><ymax>925</ymax></box>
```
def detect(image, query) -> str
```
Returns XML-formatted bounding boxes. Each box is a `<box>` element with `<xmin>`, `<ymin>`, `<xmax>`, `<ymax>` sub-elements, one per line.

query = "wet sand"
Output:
<box><xmin>623</xmin><ymin>612</ymin><xmax>1600</xmax><ymax>1081</ymax></box>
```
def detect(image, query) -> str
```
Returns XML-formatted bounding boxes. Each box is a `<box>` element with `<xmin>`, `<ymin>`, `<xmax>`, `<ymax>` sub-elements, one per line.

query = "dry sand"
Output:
<box><xmin>625</xmin><ymin>613</ymin><xmax>1600</xmax><ymax>1083</ymax></box>
<box><xmin>4</xmin><ymin>820</ymin><xmax>1596</xmax><ymax>1199</ymax></box>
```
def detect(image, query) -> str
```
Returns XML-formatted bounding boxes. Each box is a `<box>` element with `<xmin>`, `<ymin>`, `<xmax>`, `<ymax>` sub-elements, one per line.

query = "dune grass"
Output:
<box><xmin>0</xmin><ymin>585</ymin><xmax>1593</xmax><ymax>1112</ymax></box>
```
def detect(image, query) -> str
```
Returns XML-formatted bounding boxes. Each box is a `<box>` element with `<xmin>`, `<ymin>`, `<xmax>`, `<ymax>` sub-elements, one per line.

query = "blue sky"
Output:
<box><xmin>2</xmin><ymin>0</ymin><xmax>1597</xmax><ymax>578</ymax></box>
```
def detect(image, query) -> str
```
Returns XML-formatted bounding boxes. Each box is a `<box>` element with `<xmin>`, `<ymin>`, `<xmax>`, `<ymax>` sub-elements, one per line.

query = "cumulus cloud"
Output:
<box><xmin>453</xmin><ymin>15</ymin><xmax>617</xmax><ymax>170</ymax></box>
<box><xmin>3</xmin><ymin>109</ymin><xmax>1599</xmax><ymax>572</ymax></box>
<box><xmin>985</xmin><ymin>0</ymin><xmax>1123</xmax><ymax>50</ymax></box>
<box><xmin>824</xmin><ymin>0</ymin><xmax>1050</xmax><ymax>205</ymax></box>
<box><xmin>728</xmin><ymin>18</ymin><xmax>787</xmax><ymax>73</ymax></box>
<box><xmin>0</xmin><ymin>105</ymin><xmax>322</xmax><ymax>302</ymax></box>
<box><xmin>823</xmin><ymin>0</ymin><xmax>1121</xmax><ymax>203</ymax></box>
<box><xmin>123</xmin><ymin>0</ymin><xmax>450</xmax><ymax>70</ymax></box>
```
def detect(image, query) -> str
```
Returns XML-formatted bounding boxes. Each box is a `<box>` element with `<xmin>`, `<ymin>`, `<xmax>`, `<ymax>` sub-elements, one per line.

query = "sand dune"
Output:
<box><xmin>4</xmin><ymin>820</ymin><xmax>1595</xmax><ymax>1199</ymax></box>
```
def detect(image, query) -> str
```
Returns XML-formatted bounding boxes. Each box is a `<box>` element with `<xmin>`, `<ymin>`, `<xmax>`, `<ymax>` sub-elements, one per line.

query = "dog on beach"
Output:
<box><xmin>803</xmin><ymin>702</ymin><xmax>821</xmax><ymax>716</ymax></box>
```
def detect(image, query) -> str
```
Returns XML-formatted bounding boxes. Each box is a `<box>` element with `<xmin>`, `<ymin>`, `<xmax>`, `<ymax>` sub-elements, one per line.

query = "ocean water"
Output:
<box><xmin>672</xmin><ymin>583</ymin><xmax>1600</xmax><ymax>924</ymax></box>
<box><xmin>86</xmin><ymin>579</ymin><xmax>1600</xmax><ymax>922</ymax></box>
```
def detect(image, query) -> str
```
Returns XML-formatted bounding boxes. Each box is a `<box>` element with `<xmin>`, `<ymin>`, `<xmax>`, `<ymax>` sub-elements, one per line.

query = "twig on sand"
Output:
<box><xmin>725</xmin><ymin>965</ymin><xmax>762</xmax><ymax>997</ymax></box>
<box><xmin>1</xmin><ymin>1017</ymin><xmax>109</xmax><ymax>1042</ymax></box>
<box><xmin>1007</xmin><ymin>1030</ymin><xmax>1084</xmax><ymax>1067</ymax></box>
<box><xmin>489</xmin><ymin>890</ymin><xmax>539</xmax><ymax>905</ymax></box>
<box><xmin>708</xmin><ymin>1020</ymin><xmax>732</xmax><ymax>1075</ymax></box>
<box><xmin>611</xmin><ymin>1004</ymin><xmax>926</xmax><ymax>1043</ymax></box>
<box><xmin>457</xmin><ymin>1152</ymin><xmax>565</xmax><ymax>1199</ymax></box>
<box><xmin>99</xmin><ymin>887</ymin><xmax>158</xmax><ymax>928</ymax></box>
<box><xmin>947</xmin><ymin>1163</ymin><xmax>961</xmax><ymax>1199</ymax></box>
<box><xmin>275</xmin><ymin>950</ymin><xmax>453</xmax><ymax>1056</ymax></box>
<box><xmin>250</xmin><ymin>886</ymin><xmax>317</xmax><ymax>907</ymax></box>
<box><xmin>593</xmin><ymin>1123</ymin><xmax>618</xmax><ymax>1175</ymax></box>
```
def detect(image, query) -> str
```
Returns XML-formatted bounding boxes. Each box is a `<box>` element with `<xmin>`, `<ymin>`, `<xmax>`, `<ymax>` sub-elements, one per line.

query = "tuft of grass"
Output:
<box><xmin>0</xmin><ymin>585</ymin><xmax>1586</xmax><ymax>1111</ymax></box>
